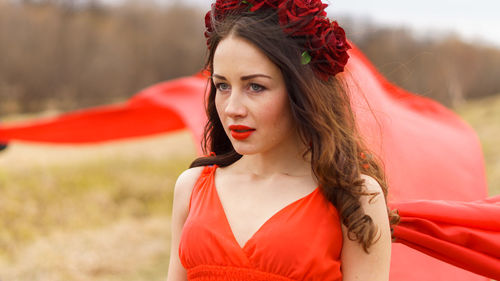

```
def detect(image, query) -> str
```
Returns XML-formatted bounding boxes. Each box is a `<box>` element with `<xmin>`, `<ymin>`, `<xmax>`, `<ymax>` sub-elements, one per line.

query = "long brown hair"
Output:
<box><xmin>190</xmin><ymin>8</ymin><xmax>399</xmax><ymax>252</ymax></box>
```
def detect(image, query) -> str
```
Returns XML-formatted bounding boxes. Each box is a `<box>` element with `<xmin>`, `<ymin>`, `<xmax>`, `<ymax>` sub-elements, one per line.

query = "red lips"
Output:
<box><xmin>229</xmin><ymin>125</ymin><xmax>255</xmax><ymax>140</ymax></box>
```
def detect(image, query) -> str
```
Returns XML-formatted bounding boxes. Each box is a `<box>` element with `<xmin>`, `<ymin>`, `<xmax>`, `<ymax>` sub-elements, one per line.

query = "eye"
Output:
<box><xmin>249</xmin><ymin>83</ymin><xmax>265</xmax><ymax>93</ymax></box>
<box><xmin>215</xmin><ymin>82</ymin><xmax>230</xmax><ymax>92</ymax></box>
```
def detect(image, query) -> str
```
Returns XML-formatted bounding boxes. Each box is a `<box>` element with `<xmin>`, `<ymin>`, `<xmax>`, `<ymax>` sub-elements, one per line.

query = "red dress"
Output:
<box><xmin>179</xmin><ymin>165</ymin><xmax>343</xmax><ymax>281</ymax></box>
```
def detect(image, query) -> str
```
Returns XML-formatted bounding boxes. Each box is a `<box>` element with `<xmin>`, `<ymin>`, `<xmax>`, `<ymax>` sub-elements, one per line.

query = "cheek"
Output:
<box><xmin>214</xmin><ymin>94</ymin><xmax>225</xmax><ymax>122</ymax></box>
<box><xmin>260</xmin><ymin>93</ymin><xmax>293</xmax><ymax>130</ymax></box>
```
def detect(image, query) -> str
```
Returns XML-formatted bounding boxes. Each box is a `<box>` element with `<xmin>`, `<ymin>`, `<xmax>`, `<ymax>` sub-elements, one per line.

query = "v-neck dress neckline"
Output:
<box><xmin>179</xmin><ymin>165</ymin><xmax>344</xmax><ymax>281</ymax></box>
<box><xmin>211</xmin><ymin>164</ymin><xmax>321</xmax><ymax>251</ymax></box>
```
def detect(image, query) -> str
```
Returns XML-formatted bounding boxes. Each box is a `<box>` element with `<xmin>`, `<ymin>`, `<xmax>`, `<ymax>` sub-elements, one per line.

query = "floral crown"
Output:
<box><xmin>204</xmin><ymin>0</ymin><xmax>351</xmax><ymax>80</ymax></box>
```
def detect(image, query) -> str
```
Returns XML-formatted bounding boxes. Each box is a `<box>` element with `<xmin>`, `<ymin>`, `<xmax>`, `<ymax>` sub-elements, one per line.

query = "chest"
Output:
<box><xmin>178</xmin><ymin>166</ymin><xmax>344</xmax><ymax>280</ymax></box>
<box><xmin>213</xmin><ymin>170</ymin><xmax>320</xmax><ymax>249</ymax></box>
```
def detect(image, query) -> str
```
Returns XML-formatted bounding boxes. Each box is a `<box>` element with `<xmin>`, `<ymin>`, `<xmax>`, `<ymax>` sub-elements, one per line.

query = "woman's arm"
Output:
<box><xmin>166</xmin><ymin>167</ymin><xmax>204</xmax><ymax>281</ymax></box>
<box><xmin>340</xmin><ymin>175</ymin><xmax>392</xmax><ymax>281</ymax></box>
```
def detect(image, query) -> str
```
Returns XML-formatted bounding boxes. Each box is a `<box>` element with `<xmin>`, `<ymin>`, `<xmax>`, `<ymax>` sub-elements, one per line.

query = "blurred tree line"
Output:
<box><xmin>1</xmin><ymin>0</ymin><xmax>500</xmax><ymax>115</ymax></box>
<box><xmin>342</xmin><ymin>17</ymin><xmax>500</xmax><ymax>107</ymax></box>
<box><xmin>0</xmin><ymin>0</ymin><xmax>206</xmax><ymax>114</ymax></box>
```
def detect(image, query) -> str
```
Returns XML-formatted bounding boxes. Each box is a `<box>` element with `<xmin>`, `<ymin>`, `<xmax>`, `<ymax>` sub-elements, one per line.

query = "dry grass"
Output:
<box><xmin>454</xmin><ymin>94</ymin><xmax>500</xmax><ymax>196</ymax></box>
<box><xmin>0</xmin><ymin>217</ymin><xmax>171</xmax><ymax>281</ymax></box>
<box><xmin>0</xmin><ymin>131</ymin><xmax>196</xmax><ymax>280</ymax></box>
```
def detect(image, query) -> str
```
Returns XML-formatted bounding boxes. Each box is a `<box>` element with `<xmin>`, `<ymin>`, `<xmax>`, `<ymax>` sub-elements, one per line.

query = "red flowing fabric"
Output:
<box><xmin>0</xmin><ymin>45</ymin><xmax>495</xmax><ymax>280</ymax></box>
<box><xmin>391</xmin><ymin>196</ymin><xmax>500</xmax><ymax>280</ymax></box>
<box><xmin>0</xmin><ymin>73</ymin><xmax>208</xmax><ymax>149</ymax></box>
<box><xmin>344</xmin><ymin>47</ymin><xmax>491</xmax><ymax>280</ymax></box>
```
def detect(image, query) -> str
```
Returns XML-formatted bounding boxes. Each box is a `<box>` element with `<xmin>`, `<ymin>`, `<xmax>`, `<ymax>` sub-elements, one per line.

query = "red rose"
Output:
<box><xmin>203</xmin><ymin>0</ymin><xmax>351</xmax><ymax>78</ymax></box>
<box><xmin>204</xmin><ymin>11</ymin><xmax>213</xmax><ymax>46</ymax></box>
<box><xmin>215</xmin><ymin>0</ymin><xmax>242</xmax><ymax>12</ymax></box>
<box><xmin>308</xmin><ymin>21</ymin><xmax>350</xmax><ymax>79</ymax></box>
<box><xmin>247</xmin><ymin>0</ymin><xmax>281</xmax><ymax>11</ymax></box>
<box><xmin>277</xmin><ymin>0</ymin><xmax>328</xmax><ymax>36</ymax></box>
<box><xmin>204</xmin><ymin>1</ymin><xmax>246</xmax><ymax>46</ymax></box>
<box><xmin>213</xmin><ymin>0</ymin><xmax>244</xmax><ymax>20</ymax></box>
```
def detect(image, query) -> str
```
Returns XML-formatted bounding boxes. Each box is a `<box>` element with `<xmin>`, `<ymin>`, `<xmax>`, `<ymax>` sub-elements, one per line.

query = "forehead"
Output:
<box><xmin>213</xmin><ymin>36</ymin><xmax>280</xmax><ymax>77</ymax></box>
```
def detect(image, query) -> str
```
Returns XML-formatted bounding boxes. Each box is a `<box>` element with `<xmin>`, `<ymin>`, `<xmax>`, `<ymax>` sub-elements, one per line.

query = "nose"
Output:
<box><xmin>224</xmin><ymin>89</ymin><xmax>247</xmax><ymax>118</ymax></box>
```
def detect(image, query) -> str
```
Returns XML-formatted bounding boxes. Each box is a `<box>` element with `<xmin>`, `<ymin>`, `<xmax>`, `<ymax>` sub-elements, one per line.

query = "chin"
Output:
<box><xmin>232</xmin><ymin>143</ymin><xmax>260</xmax><ymax>155</ymax></box>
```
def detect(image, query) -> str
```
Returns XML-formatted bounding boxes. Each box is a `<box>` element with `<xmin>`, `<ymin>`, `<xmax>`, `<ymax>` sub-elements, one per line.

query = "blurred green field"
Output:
<box><xmin>0</xmin><ymin>132</ymin><xmax>197</xmax><ymax>280</ymax></box>
<box><xmin>0</xmin><ymin>94</ymin><xmax>498</xmax><ymax>280</ymax></box>
<box><xmin>455</xmin><ymin>94</ymin><xmax>500</xmax><ymax>196</ymax></box>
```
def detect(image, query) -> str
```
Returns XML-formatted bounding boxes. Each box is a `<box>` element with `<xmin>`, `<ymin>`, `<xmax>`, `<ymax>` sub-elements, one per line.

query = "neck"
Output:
<box><xmin>235</xmin><ymin>131</ymin><xmax>312</xmax><ymax>178</ymax></box>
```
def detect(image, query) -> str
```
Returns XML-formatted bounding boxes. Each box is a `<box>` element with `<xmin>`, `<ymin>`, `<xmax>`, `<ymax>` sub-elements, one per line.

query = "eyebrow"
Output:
<box><xmin>212</xmin><ymin>74</ymin><xmax>272</xmax><ymax>81</ymax></box>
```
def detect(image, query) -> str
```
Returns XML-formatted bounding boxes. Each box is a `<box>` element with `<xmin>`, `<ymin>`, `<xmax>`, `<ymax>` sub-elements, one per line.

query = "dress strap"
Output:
<box><xmin>187</xmin><ymin>165</ymin><xmax>218</xmax><ymax>211</ymax></box>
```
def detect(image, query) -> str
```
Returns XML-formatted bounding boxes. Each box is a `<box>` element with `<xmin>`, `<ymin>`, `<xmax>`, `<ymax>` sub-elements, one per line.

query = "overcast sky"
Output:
<box><xmin>178</xmin><ymin>0</ymin><xmax>500</xmax><ymax>48</ymax></box>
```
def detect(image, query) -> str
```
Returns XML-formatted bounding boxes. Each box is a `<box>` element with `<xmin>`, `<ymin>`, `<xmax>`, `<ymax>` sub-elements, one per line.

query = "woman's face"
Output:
<box><xmin>212</xmin><ymin>35</ymin><xmax>297</xmax><ymax>155</ymax></box>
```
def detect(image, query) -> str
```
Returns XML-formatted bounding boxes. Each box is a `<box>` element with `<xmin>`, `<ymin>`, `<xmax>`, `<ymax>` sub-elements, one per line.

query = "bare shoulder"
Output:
<box><xmin>166</xmin><ymin>166</ymin><xmax>205</xmax><ymax>281</ymax></box>
<box><xmin>359</xmin><ymin>174</ymin><xmax>383</xmax><ymax>193</ymax></box>
<box><xmin>357</xmin><ymin>173</ymin><xmax>390</xmax><ymax>231</ymax></box>
<box><xmin>340</xmin><ymin>174</ymin><xmax>391</xmax><ymax>281</ymax></box>
<box><xmin>173</xmin><ymin>166</ymin><xmax>205</xmax><ymax>202</ymax></box>
<box><xmin>359</xmin><ymin>174</ymin><xmax>386</xmax><ymax>205</ymax></box>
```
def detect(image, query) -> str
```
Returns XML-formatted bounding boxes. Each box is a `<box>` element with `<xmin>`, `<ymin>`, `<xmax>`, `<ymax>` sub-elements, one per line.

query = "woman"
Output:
<box><xmin>167</xmin><ymin>0</ymin><xmax>398</xmax><ymax>280</ymax></box>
